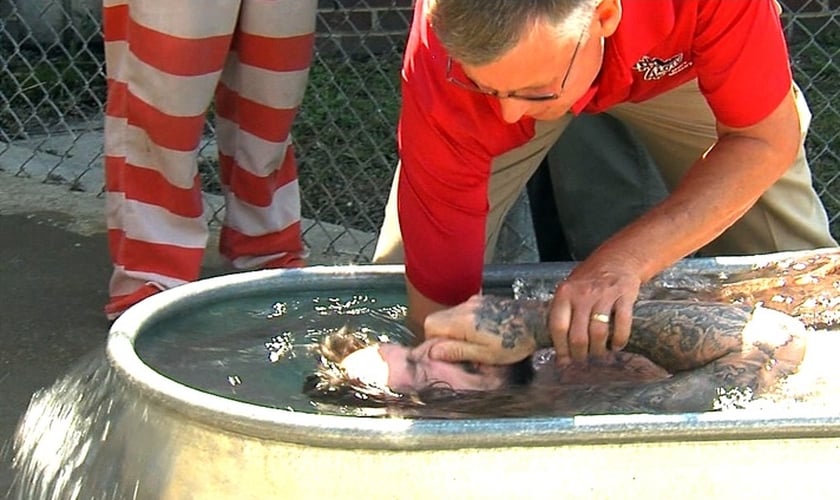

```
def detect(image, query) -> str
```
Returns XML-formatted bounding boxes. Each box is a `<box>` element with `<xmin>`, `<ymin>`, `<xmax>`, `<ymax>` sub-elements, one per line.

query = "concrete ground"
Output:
<box><xmin>0</xmin><ymin>125</ymin><xmax>539</xmax><ymax>494</ymax></box>
<box><xmin>0</xmin><ymin>172</ymin><xmax>123</xmax><ymax>493</ymax></box>
<box><xmin>0</xmin><ymin>169</ymin><xmax>317</xmax><ymax>493</ymax></box>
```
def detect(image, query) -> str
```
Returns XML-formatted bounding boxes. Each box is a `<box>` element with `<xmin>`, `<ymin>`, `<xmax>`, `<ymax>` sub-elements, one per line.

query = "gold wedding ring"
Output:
<box><xmin>590</xmin><ymin>312</ymin><xmax>610</xmax><ymax>324</ymax></box>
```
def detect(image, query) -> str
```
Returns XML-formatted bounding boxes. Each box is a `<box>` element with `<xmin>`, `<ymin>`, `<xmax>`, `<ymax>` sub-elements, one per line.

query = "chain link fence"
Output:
<box><xmin>1</xmin><ymin>0</ymin><xmax>838</xmax><ymax>265</ymax></box>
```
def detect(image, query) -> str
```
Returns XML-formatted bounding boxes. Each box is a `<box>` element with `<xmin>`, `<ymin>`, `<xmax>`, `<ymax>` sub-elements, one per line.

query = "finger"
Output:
<box><xmin>610</xmin><ymin>296</ymin><xmax>634</xmax><ymax>351</ymax></box>
<box><xmin>423</xmin><ymin>311</ymin><xmax>465</xmax><ymax>341</ymax></box>
<box><xmin>548</xmin><ymin>296</ymin><xmax>572</xmax><ymax>365</ymax></box>
<box><xmin>428</xmin><ymin>340</ymin><xmax>524</xmax><ymax>365</ymax></box>
<box><xmin>587</xmin><ymin>303</ymin><xmax>612</xmax><ymax>358</ymax></box>
<box><xmin>567</xmin><ymin>305</ymin><xmax>591</xmax><ymax>361</ymax></box>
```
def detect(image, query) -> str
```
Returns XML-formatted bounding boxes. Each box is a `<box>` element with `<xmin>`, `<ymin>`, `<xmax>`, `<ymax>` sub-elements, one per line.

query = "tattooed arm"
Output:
<box><xmin>425</xmin><ymin>296</ymin><xmax>806</xmax><ymax>380</ymax></box>
<box><xmin>625</xmin><ymin>300</ymin><xmax>806</xmax><ymax>385</ymax></box>
<box><xmin>588</xmin><ymin>311</ymin><xmax>806</xmax><ymax>414</ymax></box>
<box><xmin>565</xmin><ymin>357</ymin><xmax>776</xmax><ymax>415</ymax></box>
<box><xmin>424</xmin><ymin>295</ymin><xmax>553</xmax><ymax>365</ymax></box>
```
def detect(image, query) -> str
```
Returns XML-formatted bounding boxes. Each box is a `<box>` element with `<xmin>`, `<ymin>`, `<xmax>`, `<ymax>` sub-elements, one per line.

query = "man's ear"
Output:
<box><xmin>595</xmin><ymin>0</ymin><xmax>622</xmax><ymax>38</ymax></box>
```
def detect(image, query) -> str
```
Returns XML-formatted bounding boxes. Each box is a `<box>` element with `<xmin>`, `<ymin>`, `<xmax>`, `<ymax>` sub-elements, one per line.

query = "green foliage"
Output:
<box><xmin>789</xmin><ymin>21</ymin><xmax>840</xmax><ymax>239</ymax></box>
<box><xmin>0</xmin><ymin>45</ymin><xmax>105</xmax><ymax>139</ymax></box>
<box><xmin>293</xmin><ymin>54</ymin><xmax>402</xmax><ymax>231</ymax></box>
<box><xmin>0</xmin><ymin>25</ymin><xmax>837</xmax><ymax>239</ymax></box>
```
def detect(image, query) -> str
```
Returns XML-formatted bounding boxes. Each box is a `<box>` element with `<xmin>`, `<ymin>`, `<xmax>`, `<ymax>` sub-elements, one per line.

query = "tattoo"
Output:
<box><xmin>471</xmin><ymin>297</ymin><xmax>763</xmax><ymax>368</ymax></box>
<box><xmin>471</xmin><ymin>296</ymin><xmax>804</xmax><ymax>414</ymax></box>
<box><xmin>555</xmin><ymin>354</ymin><xmax>776</xmax><ymax>415</ymax></box>
<box><xmin>556</xmin><ymin>302</ymin><xmax>805</xmax><ymax>414</ymax></box>
<box><xmin>625</xmin><ymin>301</ymin><xmax>753</xmax><ymax>372</ymax></box>
<box><xmin>474</xmin><ymin>297</ymin><xmax>550</xmax><ymax>351</ymax></box>
<box><xmin>607</xmin><ymin>351</ymin><xmax>778</xmax><ymax>413</ymax></box>
<box><xmin>642</xmin><ymin>249</ymin><xmax>840</xmax><ymax>329</ymax></box>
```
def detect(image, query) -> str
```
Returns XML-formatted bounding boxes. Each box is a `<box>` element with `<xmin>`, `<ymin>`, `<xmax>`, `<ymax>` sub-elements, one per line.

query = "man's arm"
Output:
<box><xmin>405</xmin><ymin>279</ymin><xmax>449</xmax><ymax>339</ymax></box>
<box><xmin>423</xmin><ymin>294</ymin><xmax>552</xmax><ymax>364</ymax></box>
<box><xmin>623</xmin><ymin>301</ymin><xmax>757</xmax><ymax>372</ymax></box>
<box><xmin>547</xmin><ymin>87</ymin><xmax>803</xmax><ymax>364</ymax></box>
<box><xmin>421</xmin><ymin>90</ymin><xmax>804</xmax><ymax>365</ymax></box>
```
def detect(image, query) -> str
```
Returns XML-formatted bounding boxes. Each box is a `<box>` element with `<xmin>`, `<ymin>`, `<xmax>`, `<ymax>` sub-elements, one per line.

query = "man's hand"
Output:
<box><xmin>421</xmin><ymin>259</ymin><xmax>643</xmax><ymax>366</ymax></box>
<box><xmin>424</xmin><ymin>295</ymin><xmax>548</xmax><ymax>365</ymax></box>
<box><xmin>549</xmin><ymin>255</ymin><xmax>642</xmax><ymax>364</ymax></box>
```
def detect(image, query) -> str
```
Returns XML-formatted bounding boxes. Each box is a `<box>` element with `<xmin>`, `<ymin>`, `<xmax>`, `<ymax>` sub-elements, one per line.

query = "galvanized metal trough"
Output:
<box><xmin>105</xmin><ymin>250</ymin><xmax>840</xmax><ymax>499</ymax></box>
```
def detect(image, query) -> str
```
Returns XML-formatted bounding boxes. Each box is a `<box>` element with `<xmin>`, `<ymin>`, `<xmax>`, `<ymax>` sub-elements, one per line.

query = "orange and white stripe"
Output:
<box><xmin>103</xmin><ymin>0</ymin><xmax>316</xmax><ymax>313</ymax></box>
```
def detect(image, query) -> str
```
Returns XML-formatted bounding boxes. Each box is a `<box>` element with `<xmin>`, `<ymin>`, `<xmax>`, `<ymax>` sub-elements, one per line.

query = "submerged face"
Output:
<box><xmin>339</xmin><ymin>339</ymin><xmax>510</xmax><ymax>393</ymax></box>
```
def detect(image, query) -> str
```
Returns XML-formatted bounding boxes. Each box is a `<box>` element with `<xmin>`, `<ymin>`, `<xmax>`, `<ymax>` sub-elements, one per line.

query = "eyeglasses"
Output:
<box><xmin>445</xmin><ymin>26</ymin><xmax>587</xmax><ymax>102</ymax></box>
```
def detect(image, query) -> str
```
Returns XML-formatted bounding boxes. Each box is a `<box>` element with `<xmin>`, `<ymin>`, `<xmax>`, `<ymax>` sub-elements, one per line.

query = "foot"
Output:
<box><xmin>104</xmin><ymin>283</ymin><xmax>164</xmax><ymax>320</ymax></box>
<box><xmin>261</xmin><ymin>254</ymin><xmax>307</xmax><ymax>269</ymax></box>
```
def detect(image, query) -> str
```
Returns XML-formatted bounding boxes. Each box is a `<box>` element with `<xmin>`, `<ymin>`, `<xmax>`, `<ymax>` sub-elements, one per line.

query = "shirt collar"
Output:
<box><xmin>571</xmin><ymin>0</ymin><xmax>676</xmax><ymax>113</ymax></box>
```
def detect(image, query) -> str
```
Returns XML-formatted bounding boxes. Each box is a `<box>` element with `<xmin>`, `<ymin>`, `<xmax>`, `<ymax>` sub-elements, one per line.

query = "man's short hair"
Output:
<box><xmin>429</xmin><ymin>0</ymin><xmax>596</xmax><ymax>65</ymax></box>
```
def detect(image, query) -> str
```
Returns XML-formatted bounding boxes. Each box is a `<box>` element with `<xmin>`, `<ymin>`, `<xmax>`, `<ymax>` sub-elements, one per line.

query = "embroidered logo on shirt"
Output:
<box><xmin>633</xmin><ymin>54</ymin><xmax>693</xmax><ymax>81</ymax></box>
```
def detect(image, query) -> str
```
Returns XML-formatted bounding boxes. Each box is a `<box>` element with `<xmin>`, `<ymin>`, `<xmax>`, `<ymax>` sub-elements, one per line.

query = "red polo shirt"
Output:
<box><xmin>397</xmin><ymin>0</ymin><xmax>793</xmax><ymax>306</ymax></box>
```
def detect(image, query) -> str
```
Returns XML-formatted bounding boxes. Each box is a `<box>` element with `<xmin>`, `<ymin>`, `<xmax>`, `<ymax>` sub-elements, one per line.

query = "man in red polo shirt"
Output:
<box><xmin>373</xmin><ymin>0</ymin><xmax>837</xmax><ymax>365</ymax></box>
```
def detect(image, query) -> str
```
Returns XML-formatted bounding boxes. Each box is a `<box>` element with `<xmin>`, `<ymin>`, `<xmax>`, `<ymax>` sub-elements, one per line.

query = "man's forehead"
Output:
<box><xmin>461</xmin><ymin>22</ymin><xmax>578</xmax><ymax>93</ymax></box>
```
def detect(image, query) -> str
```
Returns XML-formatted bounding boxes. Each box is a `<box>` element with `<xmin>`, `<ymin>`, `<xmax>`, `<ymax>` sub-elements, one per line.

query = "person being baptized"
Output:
<box><xmin>304</xmin><ymin>299</ymin><xmax>806</xmax><ymax>417</ymax></box>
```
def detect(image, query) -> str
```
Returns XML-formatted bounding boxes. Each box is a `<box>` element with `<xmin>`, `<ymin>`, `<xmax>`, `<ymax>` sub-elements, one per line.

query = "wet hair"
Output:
<box><xmin>302</xmin><ymin>327</ymin><xmax>535</xmax><ymax>417</ymax></box>
<box><xmin>429</xmin><ymin>0</ymin><xmax>597</xmax><ymax>65</ymax></box>
<box><xmin>509</xmin><ymin>357</ymin><xmax>536</xmax><ymax>386</ymax></box>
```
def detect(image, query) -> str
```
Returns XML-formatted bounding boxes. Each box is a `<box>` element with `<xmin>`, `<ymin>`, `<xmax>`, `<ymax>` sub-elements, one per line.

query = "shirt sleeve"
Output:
<box><xmin>397</xmin><ymin>11</ymin><xmax>527</xmax><ymax>306</ymax></box>
<box><xmin>395</xmin><ymin>6</ymin><xmax>541</xmax><ymax>305</ymax></box>
<box><xmin>397</xmin><ymin>52</ymin><xmax>492</xmax><ymax>306</ymax></box>
<box><xmin>693</xmin><ymin>0</ymin><xmax>793</xmax><ymax>128</ymax></box>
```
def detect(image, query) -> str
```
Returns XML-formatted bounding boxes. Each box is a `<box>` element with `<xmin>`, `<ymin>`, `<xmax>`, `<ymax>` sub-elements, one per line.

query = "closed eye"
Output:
<box><xmin>407</xmin><ymin>357</ymin><xmax>430</xmax><ymax>386</ymax></box>
<box><xmin>459</xmin><ymin>361</ymin><xmax>481</xmax><ymax>375</ymax></box>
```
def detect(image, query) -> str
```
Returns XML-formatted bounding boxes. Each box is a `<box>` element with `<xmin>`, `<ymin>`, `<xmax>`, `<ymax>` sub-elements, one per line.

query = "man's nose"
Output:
<box><xmin>498</xmin><ymin>98</ymin><xmax>530</xmax><ymax>123</ymax></box>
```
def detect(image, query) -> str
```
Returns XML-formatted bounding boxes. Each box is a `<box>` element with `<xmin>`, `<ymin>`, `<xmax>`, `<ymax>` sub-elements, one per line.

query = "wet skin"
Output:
<box><xmin>340</xmin><ymin>338</ymin><xmax>509</xmax><ymax>392</ymax></box>
<box><xmin>340</xmin><ymin>339</ymin><xmax>679</xmax><ymax>394</ymax></box>
<box><xmin>344</xmin><ymin>298</ymin><xmax>807</xmax><ymax>400</ymax></box>
<box><xmin>339</xmin><ymin>337</ymin><xmax>675</xmax><ymax>394</ymax></box>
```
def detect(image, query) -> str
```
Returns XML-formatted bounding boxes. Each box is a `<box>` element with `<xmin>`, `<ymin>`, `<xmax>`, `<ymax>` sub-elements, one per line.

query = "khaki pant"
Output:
<box><xmin>373</xmin><ymin>79</ymin><xmax>837</xmax><ymax>264</ymax></box>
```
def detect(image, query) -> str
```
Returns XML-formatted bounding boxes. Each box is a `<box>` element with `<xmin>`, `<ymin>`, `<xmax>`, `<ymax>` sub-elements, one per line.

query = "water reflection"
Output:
<box><xmin>136</xmin><ymin>293</ymin><xmax>412</xmax><ymax>411</ymax></box>
<box><xmin>135</xmin><ymin>289</ymin><xmax>839</xmax><ymax>420</ymax></box>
